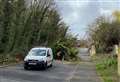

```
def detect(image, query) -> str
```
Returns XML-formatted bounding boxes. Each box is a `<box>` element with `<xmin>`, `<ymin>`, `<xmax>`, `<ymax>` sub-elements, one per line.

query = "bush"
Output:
<box><xmin>96</xmin><ymin>56</ymin><xmax>117</xmax><ymax>70</ymax></box>
<box><xmin>0</xmin><ymin>54</ymin><xmax>17</xmax><ymax>65</ymax></box>
<box><xmin>68</xmin><ymin>48</ymin><xmax>79</xmax><ymax>60</ymax></box>
<box><xmin>94</xmin><ymin>55</ymin><xmax>118</xmax><ymax>82</ymax></box>
<box><xmin>52</xmin><ymin>41</ymin><xmax>79</xmax><ymax>61</ymax></box>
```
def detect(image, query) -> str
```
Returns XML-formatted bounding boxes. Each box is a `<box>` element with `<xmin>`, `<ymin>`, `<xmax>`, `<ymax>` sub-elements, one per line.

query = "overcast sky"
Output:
<box><xmin>55</xmin><ymin>0</ymin><xmax>120</xmax><ymax>39</ymax></box>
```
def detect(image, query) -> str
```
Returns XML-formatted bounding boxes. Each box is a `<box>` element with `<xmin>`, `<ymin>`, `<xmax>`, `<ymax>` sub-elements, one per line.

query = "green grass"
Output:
<box><xmin>92</xmin><ymin>54</ymin><xmax>118</xmax><ymax>82</ymax></box>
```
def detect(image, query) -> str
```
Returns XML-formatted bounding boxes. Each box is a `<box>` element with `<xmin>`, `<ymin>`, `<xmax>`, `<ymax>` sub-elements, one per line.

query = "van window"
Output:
<box><xmin>29</xmin><ymin>49</ymin><xmax>46</xmax><ymax>56</ymax></box>
<box><xmin>47</xmin><ymin>50</ymin><xmax>51</xmax><ymax>56</ymax></box>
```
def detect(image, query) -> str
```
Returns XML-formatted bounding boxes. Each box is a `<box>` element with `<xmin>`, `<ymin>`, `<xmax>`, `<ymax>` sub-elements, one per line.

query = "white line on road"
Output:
<box><xmin>65</xmin><ymin>64</ymin><xmax>79</xmax><ymax>82</ymax></box>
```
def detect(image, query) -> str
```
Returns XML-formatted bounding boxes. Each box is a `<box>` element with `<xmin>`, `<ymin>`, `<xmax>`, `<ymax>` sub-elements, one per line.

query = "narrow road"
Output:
<box><xmin>0</xmin><ymin>48</ymin><xmax>101</xmax><ymax>82</ymax></box>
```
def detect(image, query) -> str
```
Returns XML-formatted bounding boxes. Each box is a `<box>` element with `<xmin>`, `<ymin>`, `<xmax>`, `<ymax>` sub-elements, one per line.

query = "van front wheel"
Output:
<box><xmin>50</xmin><ymin>63</ymin><xmax>52</xmax><ymax>67</ymax></box>
<box><xmin>43</xmin><ymin>62</ymin><xmax>47</xmax><ymax>70</ymax></box>
<box><xmin>24</xmin><ymin>65</ymin><xmax>29</xmax><ymax>70</ymax></box>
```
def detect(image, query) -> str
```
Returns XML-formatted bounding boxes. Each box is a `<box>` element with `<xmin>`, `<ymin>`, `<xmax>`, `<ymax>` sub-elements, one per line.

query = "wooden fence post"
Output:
<box><xmin>115</xmin><ymin>45</ymin><xmax>120</xmax><ymax>76</ymax></box>
<box><xmin>115</xmin><ymin>45</ymin><xmax>119</xmax><ymax>55</ymax></box>
<box><xmin>90</xmin><ymin>45</ymin><xmax>96</xmax><ymax>57</ymax></box>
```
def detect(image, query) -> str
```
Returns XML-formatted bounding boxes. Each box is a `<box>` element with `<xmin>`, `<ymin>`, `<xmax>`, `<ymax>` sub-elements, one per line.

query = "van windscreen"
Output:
<box><xmin>29</xmin><ymin>49</ymin><xmax>46</xmax><ymax>56</ymax></box>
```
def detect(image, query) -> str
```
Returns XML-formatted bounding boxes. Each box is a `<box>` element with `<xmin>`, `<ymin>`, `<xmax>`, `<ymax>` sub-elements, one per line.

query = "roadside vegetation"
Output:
<box><xmin>89</xmin><ymin>11</ymin><xmax>120</xmax><ymax>53</ymax></box>
<box><xmin>0</xmin><ymin>0</ymin><xmax>78</xmax><ymax>65</ymax></box>
<box><xmin>92</xmin><ymin>54</ymin><xmax>118</xmax><ymax>82</ymax></box>
<box><xmin>89</xmin><ymin>11</ymin><xmax>120</xmax><ymax>82</ymax></box>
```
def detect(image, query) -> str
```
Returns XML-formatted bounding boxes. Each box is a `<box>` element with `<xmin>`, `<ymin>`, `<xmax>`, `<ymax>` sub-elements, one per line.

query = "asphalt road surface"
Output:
<box><xmin>0</xmin><ymin>48</ymin><xmax>101</xmax><ymax>82</ymax></box>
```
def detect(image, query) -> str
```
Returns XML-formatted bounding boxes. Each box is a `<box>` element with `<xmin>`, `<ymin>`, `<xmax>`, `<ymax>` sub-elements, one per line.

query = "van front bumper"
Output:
<box><xmin>24</xmin><ymin>61</ymin><xmax>46</xmax><ymax>68</ymax></box>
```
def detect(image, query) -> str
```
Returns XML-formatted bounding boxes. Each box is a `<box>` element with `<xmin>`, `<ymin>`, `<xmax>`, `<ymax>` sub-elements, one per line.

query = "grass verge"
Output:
<box><xmin>92</xmin><ymin>54</ymin><xmax>118</xmax><ymax>82</ymax></box>
<box><xmin>0</xmin><ymin>54</ymin><xmax>21</xmax><ymax>66</ymax></box>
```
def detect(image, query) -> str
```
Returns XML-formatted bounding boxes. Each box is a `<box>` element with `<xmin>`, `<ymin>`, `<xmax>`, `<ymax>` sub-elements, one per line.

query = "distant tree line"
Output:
<box><xmin>88</xmin><ymin>11</ymin><xmax>120</xmax><ymax>53</ymax></box>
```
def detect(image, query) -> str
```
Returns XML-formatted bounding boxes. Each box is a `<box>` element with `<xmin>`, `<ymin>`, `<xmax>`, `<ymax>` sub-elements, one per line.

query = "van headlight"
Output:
<box><xmin>24</xmin><ymin>58</ymin><xmax>28</xmax><ymax>62</ymax></box>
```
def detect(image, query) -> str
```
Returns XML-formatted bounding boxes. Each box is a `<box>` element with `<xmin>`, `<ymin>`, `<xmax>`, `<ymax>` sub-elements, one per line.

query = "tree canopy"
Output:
<box><xmin>0</xmin><ymin>0</ymin><xmax>78</xmax><ymax>61</ymax></box>
<box><xmin>88</xmin><ymin>11</ymin><xmax>120</xmax><ymax>53</ymax></box>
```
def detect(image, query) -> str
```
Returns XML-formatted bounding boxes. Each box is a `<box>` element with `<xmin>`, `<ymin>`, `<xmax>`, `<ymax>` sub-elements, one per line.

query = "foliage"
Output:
<box><xmin>88</xmin><ymin>11</ymin><xmax>120</xmax><ymax>53</ymax></box>
<box><xmin>113</xmin><ymin>11</ymin><xmax>120</xmax><ymax>22</ymax></box>
<box><xmin>68</xmin><ymin>47</ymin><xmax>79</xmax><ymax>60</ymax></box>
<box><xmin>52</xmin><ymin>34</ymin><xmax>79</xmax><ymax>61</ymax></box>
<box><xmin>93</xmin><ymin>55</ymin><xmax>118</xmax><ymax>82</ymax></box>
<box><xmin>0</xmin><ymin>0</ymin><xmax>78</xmax><ymax>63</ymax></box>
<box><xmin>96</xmin><ymin>56</ymin><xmax>117</xmax><ymax>70</ymax></box>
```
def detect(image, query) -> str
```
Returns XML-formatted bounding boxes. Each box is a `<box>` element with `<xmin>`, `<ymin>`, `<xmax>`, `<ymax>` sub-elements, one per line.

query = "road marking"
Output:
<box><xmin>65</xmin><ymin>64</ymin><xmax>79</xmax><ymax>82</ymax></box>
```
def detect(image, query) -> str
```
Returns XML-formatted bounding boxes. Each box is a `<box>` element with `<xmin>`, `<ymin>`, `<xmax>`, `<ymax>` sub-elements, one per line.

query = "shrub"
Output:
<box><xmin>52</xmin><ymin>41</ymin><xmax>78</xmax><ymax>61</ymax></box>
<box><xmin>96</xmin><ymin>56</ymin><xmax>117</xmax><ymax>70</ymax></box>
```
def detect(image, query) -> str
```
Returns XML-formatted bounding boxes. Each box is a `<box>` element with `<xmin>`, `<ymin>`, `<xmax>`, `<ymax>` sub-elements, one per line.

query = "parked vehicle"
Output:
<box><xmin>24</xmin><ymin>47</ymin><xmax>53</xmax><ymax>70</ymax></box>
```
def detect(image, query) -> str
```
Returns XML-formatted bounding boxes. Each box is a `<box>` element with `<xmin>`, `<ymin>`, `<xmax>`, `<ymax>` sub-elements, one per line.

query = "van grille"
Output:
<box><xmin>28</xmin><ymin>60</ymin><xmax>38</xmax><ymax>62</ymax></box>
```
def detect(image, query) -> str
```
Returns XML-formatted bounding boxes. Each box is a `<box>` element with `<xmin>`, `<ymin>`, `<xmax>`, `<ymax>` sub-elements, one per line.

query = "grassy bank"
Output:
<box><xmin>92</xmin><ymin>54</ymin><xmax>118</xmax><ymax>82</ymax></box>
<box><xmin>0</xmin><ymin>54</ymin><xmax>22</xmax><ymax>66</ymax></box>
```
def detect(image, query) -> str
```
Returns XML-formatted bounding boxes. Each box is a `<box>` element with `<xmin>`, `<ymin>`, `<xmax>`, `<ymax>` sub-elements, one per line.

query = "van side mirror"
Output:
<box><xmin>47</xmin><ymin>54</ymin><xmax>50</xmax><ymax>57</ymax></box>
